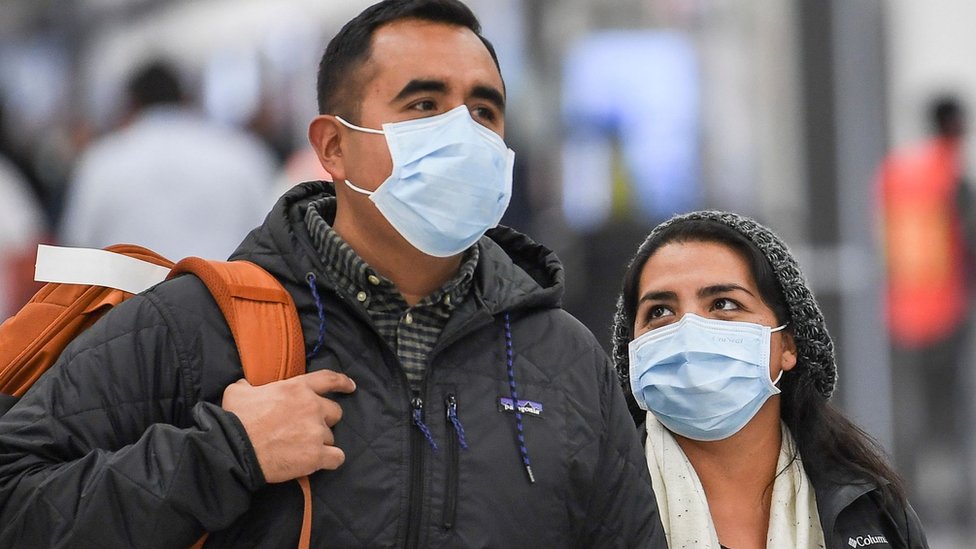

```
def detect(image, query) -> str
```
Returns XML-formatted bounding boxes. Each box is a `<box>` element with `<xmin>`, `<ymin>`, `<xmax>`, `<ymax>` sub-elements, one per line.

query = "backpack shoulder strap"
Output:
<box><xmin>172</xmin><ymin>258</ymin><xmax>311</xmax><ymax>549</ymax></box>
<box><xmin>168</xmin><ymin>258</ymin><xmax>305</xmax><ymax>385</ymax></box>
<box><xmin>0</xmin><ymin>244</ymin><xmax>173</xmax><ymax>402</ymax></box>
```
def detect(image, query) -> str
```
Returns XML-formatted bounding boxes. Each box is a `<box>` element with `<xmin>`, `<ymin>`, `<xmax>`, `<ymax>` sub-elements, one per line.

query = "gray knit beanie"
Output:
<box><xmin>611</xmin><ymin>210</ymin><xmax>837</xmax><ymax>400</ymax></box>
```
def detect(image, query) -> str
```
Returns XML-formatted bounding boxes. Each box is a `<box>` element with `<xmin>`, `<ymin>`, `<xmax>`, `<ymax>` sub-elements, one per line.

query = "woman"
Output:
<box><xmin>612</xmin><ymin>211</ymin><xmax>927</xmax><ymax>548</ymax></box>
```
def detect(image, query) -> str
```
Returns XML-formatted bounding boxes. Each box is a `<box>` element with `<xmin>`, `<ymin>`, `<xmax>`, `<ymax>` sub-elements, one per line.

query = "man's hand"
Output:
<box><xmin>222</xmin><ymin>369</ymin><xmax>356</xmax><ymax>483</ymax></box>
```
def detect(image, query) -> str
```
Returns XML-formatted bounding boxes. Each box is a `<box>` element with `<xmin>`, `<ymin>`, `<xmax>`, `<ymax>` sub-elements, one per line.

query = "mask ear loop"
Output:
<box><xmin>332</xmin><ymin>116</ymin><xmax>385</xmax><ymax>196</ymax></box>
<box><xmin>770</xmin><ymin>322</ymin><xmax>790</xmax><ymax>387</ymax></box>
<box><xmin>333</xmin><ymin>115</ymin><xmax>385</xmax><ymax>135</ymax></box>
<box><xmin>343</xmin><ymin>179</ymin><xmax>375</xmax><ymax>196</ymax></box>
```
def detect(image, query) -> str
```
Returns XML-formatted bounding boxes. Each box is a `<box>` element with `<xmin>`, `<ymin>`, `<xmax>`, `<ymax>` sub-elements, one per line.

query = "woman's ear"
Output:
<box><xmin>779</xmin><ymin>330</ymin><xmax>798</xmax><ymax>373</ymax></box>
<box><xmin>308</xmin><ymin>115</ymin><xmax>345</xmax><ymax>183</ymax></box>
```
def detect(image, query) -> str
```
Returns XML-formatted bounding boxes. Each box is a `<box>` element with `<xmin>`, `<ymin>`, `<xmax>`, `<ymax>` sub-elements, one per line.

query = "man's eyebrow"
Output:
<box><xmin>471</xmin><ymin>85</ymin><xmax>506</xmax><ymax>112</ymax></box>
<box><xmin>698</xmin><ymin>284</ymin><xmax>755</xmax><ymax>298</ymax></box>
<box><xmin>392</xmin><ymin>79</ymin><xmax>448</xmax><ymax>103</ymax></box>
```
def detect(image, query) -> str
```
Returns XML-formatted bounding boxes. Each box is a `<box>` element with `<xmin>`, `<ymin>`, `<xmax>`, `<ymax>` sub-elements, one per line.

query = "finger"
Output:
<box><xmin>322</xmin><ymin>427</ymin><xmax>335</xmax><ymax>447</ymax></box>
<box><xmin>300</xmin><ymin>369</ymin><xmax>356</xmax><ymax>395</ymax></box>
<box><xmin>319</xmin><ymin>445</ymin><xmax>346</xmax><ymax>471</ymax></box>
<box><xmin>320</xmin><ymin>399</ymin><xmax>343</xmax><ymax>427</ymax></box>
<box><xmin>221</xmin><ymin>378</ymin><xmax>253</xmax><ymax>402</ymax></box>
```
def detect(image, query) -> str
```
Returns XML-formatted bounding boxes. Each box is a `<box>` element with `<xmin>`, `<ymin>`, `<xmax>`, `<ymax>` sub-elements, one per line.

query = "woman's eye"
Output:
<box><xmin>649</xmin><ymin>305</ymin><xmax>672</xmax><ymax>319</ymax></box>
<box><xmin>712</xmin><ymin>298</ymin><xmax>739</xmax><ymax>311</ymax></box>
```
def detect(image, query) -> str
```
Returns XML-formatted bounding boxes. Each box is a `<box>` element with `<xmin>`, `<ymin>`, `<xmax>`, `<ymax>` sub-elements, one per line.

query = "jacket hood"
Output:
<box><xmin>232</xmin><ymin>181</ymin><xmax>564</xmax><ymax>314</ymax></box>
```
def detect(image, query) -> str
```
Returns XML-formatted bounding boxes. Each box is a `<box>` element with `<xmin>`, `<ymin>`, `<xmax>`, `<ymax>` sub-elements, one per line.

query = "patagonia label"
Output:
<box><xmin>498</xmin><ymin>397</ymin><xmax>543</xmax><ymax>417</ymax></box>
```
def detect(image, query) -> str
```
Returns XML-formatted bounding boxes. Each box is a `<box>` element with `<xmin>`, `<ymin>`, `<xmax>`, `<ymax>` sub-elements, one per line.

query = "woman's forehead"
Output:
<box><xmin>640</xmin><ymin>240</ymin><xmax>756</xmax><ymax>291</ymax></box>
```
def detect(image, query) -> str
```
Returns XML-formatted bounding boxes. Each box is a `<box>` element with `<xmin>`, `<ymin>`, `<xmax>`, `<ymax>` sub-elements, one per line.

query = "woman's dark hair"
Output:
<box><xmin>618</xmin><ymin>217</ymin><xmax>906</xmax><ymax>503</ymax></box>
<box><xmin>316</xmin><ymin>0</ymin><xmax>501</xmax><ymax>119</ymax></box>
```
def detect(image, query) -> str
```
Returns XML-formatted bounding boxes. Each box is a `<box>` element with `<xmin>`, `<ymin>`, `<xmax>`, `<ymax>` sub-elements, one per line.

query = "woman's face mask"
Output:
<box><xmin>627</xmin><ymin>240</ymin><xmax>795</xmax><ymax>441</ymax></box>
<box><xmin>629</xmin><ymin>313</ymin><xmax>787</xmax><ymax>441</ymax></box>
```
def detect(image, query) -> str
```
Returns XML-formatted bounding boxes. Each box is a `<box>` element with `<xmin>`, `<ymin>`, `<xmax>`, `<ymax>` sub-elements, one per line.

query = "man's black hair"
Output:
<box><xmin>316</xmin><ymin>0</ymin><xmax>501</xmax><ymax>119</ymax></box>
<box><xmin>126</xmin><ymin>60</ymin><xmax>185</xmax><ymax>110</ymax></box>
<box><xmin>930</xmin><ymin>94</ymin><xmax>965</xmax><ymax>138</ymax></box>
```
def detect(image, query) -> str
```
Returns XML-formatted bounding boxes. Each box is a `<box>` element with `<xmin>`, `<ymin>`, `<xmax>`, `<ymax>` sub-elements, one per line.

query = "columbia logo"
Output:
<box><xmin>848</xmin><ymin>534</ymin><xmax>888</xmax><ymax>547</ymax></box>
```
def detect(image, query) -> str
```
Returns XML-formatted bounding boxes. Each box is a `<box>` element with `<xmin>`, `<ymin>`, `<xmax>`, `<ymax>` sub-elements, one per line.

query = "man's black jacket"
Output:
<box><xmin>0</xmin><ymin>182</ymin><xmax>665</xmax><ymax>548</ymax></box>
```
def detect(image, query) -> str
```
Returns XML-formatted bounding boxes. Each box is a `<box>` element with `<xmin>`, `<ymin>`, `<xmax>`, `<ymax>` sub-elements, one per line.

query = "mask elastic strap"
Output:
<box><xmin>334</xmin><ymin>115</ymin><xmax>383</xmax><ymax>197</ymax></box>
<box><xmin>333</xmin><ymin>115</ymin><xmax>385</xmax><ymax>135</ymax></box>
<box><xmin>771</xmin><ymin>322</ymin><xmax>789</xmax><ymax>387</ymax></box>
<box><xmin>343</xmin><ymin>179</ymin><xmax>374</xmax><ymax>196</ymax></box>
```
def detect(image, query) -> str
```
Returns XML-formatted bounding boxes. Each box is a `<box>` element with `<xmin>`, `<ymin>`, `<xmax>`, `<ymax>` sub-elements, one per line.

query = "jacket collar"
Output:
<box><xmin>233</xmin><ymin>181</ymin><xmax>565</xmax><ymax>316</ymax></box>
<box><xmin>810</xmin><ymin>469</ymin><xmax>882</xmax><ymax>538</ymax></box>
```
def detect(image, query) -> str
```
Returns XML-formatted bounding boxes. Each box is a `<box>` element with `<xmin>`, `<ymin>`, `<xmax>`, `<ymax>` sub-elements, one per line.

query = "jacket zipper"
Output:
<box><xmin>326</xmin><ymin>281</ymin><xmax>433</xmax><ymax>548</ymax></box>
<box><xmin>442</xmin><ymin>393</ymin><xmax>460</xmax><ymax>529</ymax></box>
<box><xmin>405</xmin><ymin>394</ymin><xmax>426</xmax><ymax>549</ymax></box>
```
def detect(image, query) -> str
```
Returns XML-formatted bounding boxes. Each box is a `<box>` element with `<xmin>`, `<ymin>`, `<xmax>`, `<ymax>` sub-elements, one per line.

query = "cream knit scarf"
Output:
<box><xmin>644</xmin><ymin>414</ymin><xmax>826</xmax><ymax>549</ymax></box>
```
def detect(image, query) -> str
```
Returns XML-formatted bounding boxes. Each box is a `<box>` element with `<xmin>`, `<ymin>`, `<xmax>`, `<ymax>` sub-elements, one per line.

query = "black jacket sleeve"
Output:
<box><xmin>580</xmin><ymin>354</ymin><xmax>667</xmax><ymax>548</ymax></box>
<box><xmin>0</xmin><ymin>289</ymin><xmax>265</xmax><ymax>549</ymax></box>
<box><xmin>901</xmin><ymin>503</ymin><xmax>930</xmax><ymax>549</ymax></box>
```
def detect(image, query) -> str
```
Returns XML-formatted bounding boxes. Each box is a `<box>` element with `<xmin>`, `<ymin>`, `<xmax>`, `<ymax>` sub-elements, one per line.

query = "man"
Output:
<box><xmin>0</xmin><ymin>1</ymin><xmax>663</xmax><ymax>547</ymax></box>
<box><xmin>876</xmin><ymin>95</ymin><xmax>974</xmax><ymax>532</ymax></box>
<box><xmin>0</xmin><ymin>154</ymin><xmax>45</xmax><ymax>320</ymax></box>
<box><xmin>0</xmin><ymin>101</ymin><xmax>47</xmax><ymax>320</ymax></box>
<box><xmin>59</xmin><ymin>59</ymin><xmax>277</xmax><ymax>260</ymax></box>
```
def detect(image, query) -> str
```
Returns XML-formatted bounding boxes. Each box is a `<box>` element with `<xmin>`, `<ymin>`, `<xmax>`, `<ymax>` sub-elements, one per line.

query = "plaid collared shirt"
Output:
<box><xmin>304</xmin><ymin>197</ymin><xmax>479</xmax><ymax>392</ymax></box>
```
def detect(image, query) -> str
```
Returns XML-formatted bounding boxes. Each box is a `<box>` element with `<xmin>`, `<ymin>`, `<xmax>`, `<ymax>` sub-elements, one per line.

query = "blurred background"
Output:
<box><xmin>1</xmin><ymin>0</ymin><xmax>974</xmax><ymax>544</ymax></box>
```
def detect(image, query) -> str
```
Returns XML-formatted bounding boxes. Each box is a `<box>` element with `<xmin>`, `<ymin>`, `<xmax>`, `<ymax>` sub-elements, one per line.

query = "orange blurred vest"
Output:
<box><xmin>878</xmin><ymin>137</ymin><xmax>968</xmax><ymax>347</ymax></box>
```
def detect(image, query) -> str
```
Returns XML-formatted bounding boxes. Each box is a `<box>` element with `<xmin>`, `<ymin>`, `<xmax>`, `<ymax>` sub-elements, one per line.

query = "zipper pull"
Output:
<box><xmin>412</xmin><ymin>396</ymin><xmax>438</xmax><ymax>451</ymax></box>
<box><xmin>445</xmin><ymin>394</ymin><xmax>468</xmax><ymax>450</ymax></box>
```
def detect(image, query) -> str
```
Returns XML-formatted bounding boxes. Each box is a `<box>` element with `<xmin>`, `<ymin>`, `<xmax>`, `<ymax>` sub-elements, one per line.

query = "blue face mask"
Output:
<box><xmin>335</xmin><ymin>106</ymin><xmax>515</xmax><ymax>258</ymax></box>
<box><xmin>628</xmin><ymin>313</ymin><xmax>787</xmax><ymax>441</ymax></box>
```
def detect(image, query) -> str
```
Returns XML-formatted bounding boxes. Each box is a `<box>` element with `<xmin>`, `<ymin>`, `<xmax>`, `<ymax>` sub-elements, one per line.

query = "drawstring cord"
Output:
<box><xmin>306</xmin><ymin>271</ymin><xmax>441</xmax><ymax>454</ymax></box>
<box><xmin>302</xmin><ymin>274</ymin><xmax>523</xmax><ymax>477</ymax></box>
<box><xmin>446</xmin><ymin>394</ymin><xmax>469</xmax><ymax>450</ymax></box>
<box><xmin>305</xmin><ymin>273</ymin><xmax>326</xmax><ymax>361</ymax></box>
<box><xmin>413</xmin><ymin>397</ymin><xmax>438</xmax><ymax>451</ymax></box>
<box><xmin>505</xmin><ymin>312</ymin><xmax>535</xmax><ymax>484</ymax></box>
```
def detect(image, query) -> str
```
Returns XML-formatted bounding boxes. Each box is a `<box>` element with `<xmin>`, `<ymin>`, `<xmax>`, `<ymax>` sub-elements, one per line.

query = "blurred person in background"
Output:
<box><xmin>614</xmin><ymin>211</ymin><xmax>927</xmax><ymax>549</ymax></box>
<box><xmin>58</xmin><ymin>59</ymin><xmax>279</xmax><ymax>260</ymax></box>
<box><xmin>0</xmin><ymin>100</ymin><xmax>49</xmax><ymax>222</ymax></box>
<box><xmin>0</xmin><ymin>99</ymin><xmax>47</xmax><ymax>321</ymax></box>
<box><xmin>875</xmin><ymin>94</ymin><xmax>975</xmax><ymax>529</ymax></box>
<box><xmin>0</xmin><ymin>1</ymin><xmax>664</xmax><ymax>547</ymax></box>
<box><xmin>0</xmin><ymin>152</ymin><xmax>46</xmax><ymax>321</ymax></box>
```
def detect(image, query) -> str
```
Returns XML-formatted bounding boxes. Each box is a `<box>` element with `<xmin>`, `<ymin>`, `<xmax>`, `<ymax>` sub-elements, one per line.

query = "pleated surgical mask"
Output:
<box><xmin>335</xmin><ymin>105</ymin><xmax>515</xmax><ymax>257</ymax></box>
<box><xmin>628</xmin><ymin>313</ymin><xmax>787</xmax><ymax>441</ymax></box>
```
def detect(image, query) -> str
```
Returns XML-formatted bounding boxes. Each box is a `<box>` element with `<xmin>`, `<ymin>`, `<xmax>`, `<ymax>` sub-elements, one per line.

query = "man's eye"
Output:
<box><xmin>471</xmin><ymin>106</ymin><xmax>496</xmax><ymax>122</ymax></box>
<box><xmin>411</xmin><ymin>100</ymin><xmax>436</xmax><ymax>112</ymax></box>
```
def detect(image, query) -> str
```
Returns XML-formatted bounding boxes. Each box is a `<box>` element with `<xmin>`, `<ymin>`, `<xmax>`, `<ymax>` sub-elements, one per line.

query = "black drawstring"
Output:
<box><xmin>504</xmin><ymin>312</ymin><xmax>535</xmax><ymax>484</ymax></box>
<box><xmin>305</xmin><ymin>273</ymin><xmax>326</xmax><ymax>361</ymax></box>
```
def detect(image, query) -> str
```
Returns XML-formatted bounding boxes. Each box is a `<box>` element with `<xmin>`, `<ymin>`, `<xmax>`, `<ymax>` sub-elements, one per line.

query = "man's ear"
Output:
<box><xmin>308</xmin><ymin>115</ymin><xmax>345</xmax><ymax>183</ymax></box>
<box><xmin>779</xmin><ymin>330</ymin><xmax>798</xmax><ymax>373</ymax></box>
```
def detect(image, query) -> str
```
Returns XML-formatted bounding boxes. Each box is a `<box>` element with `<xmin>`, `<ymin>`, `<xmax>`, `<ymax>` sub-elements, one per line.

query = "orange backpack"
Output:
<box><xmin>0</xmin><ymin>244</ymin><xmax>312</xmax><ymax>549</ymax></box>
